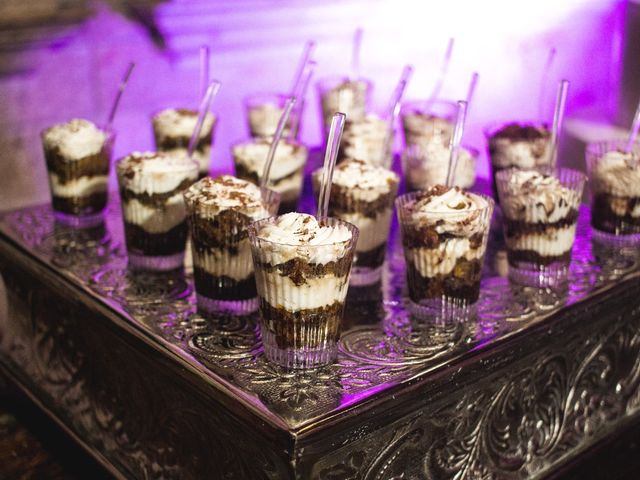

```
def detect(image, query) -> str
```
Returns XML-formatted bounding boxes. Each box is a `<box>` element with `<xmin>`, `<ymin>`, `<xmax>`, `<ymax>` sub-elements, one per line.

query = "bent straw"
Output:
<box><xmin>289</xmin><ymin>61</ymin><xmax>317</xmax><ymax>140</ymax></box>
<box><xmin>106</xmin><ymin>62</ymin><xmax>135</xmax><ymax>131</ymax></box>
<box><xmin>445</xmin><ymin>100</ymin><xmax>468</xmax><ymax>187</ymax></box>
<box><xmin>548</xmin><ymin>79</ymin><xmax>570</xmax><ymax>169</ymax></box>
<box><xmin>260</xmin><ymin>97</ymin><xmax>297</xmax><ymax>188</ymax></box>
<box><xmin>351</xmin><ymin>28</ymin><xmax>364</xmax><ymax>80</ymax></box>
<box><xmin>289</xmin><ymin>41</ymin><xmax>316</xmax><ymax>96</ymax></box>
<box><xmin>625</xmin><ymin>96</ymin><xmax>640</xmax><ymax>153</ymax></box>
<box><xmin>187</xmin><ymin>80</ymin><xmax>222</xmax><ymax>158</ymax></box>
<box><xmin>427</xmin><ymin>37</ymin><xmax>454</xmax><ymax>104</ymax></box>
<box><xmin>537</xmin><ymin>47</ymin><xmax>557</xmax><ymax>121</ymax></box>
<box><xmin>380</xmin><ymin>64</ymin><xmax>414</xmax><ymax>165</ymax></box>
<box><xmin>199</xmin><ymin>45</ymin><xmax>210</xmax><ymax>98</ymax></box>
<box><xmin>317</xmin><ymin>113</ymin><xmax>347</xmax><ymax>220</ymax></box>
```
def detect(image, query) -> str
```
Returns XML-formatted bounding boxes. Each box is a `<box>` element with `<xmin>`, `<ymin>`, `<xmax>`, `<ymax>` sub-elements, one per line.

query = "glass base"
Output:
<box><xmin>54</xmin><ymin>210</ymin><xmax>104</xmax><ymax>229</ymax></box>
<box><xmin>261</xmin><ymin>329</ymin><xmax>337</xmax><ymax>369</ymax></box>
<box><xmin>196</xmin><ymin>293</ymin><xmax>258</xmax><ymax>316</ymax></box>
<box><xmin>350</xmin><ymin>265</ymin><xmax>383</xmax><ymax>287</ymax></box>
<box><xmin>508</xmin><ymin>260</ymin><xmax>569</xmax><ymax>288</ymax></box>
<box><xmin>128</xmin><ymin>251</ymin><xmax>185</xmax><ymax>272</ymax></box>
<box><xmin>408</xmin><ymin>296</ymin><xmax>476</xmax><ymax>322</ymax></box>
<box><xmin>592</xmin><ymin>228</ymin><xmax>640</xmax><ymax>247</ymax></box>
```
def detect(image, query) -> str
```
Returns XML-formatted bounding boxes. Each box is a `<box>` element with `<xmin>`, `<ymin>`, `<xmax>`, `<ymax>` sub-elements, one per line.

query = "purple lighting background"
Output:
<box><xmin>0</xmin><ymin>0</ymin><xmax>631</xmax><ymax>210</ymax></box>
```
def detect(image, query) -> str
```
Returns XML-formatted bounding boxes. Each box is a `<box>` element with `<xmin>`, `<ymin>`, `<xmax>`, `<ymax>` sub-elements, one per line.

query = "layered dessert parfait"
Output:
<box><xmin>586</xmin><ymin>140</ymin><xmax>640</xmax><ymax>243</ymax></box>
<box><xmin>401</xmin><ymin>140</ymin><xmax>477</xmax><ymax>191</ymax></box>
<box><xmin>116</xmin><ymin>151</ymin><xmax>198</xmax><ymax>271</ymax></box>
<box><xmin>396</xmin><ymin>186</ymin><xmax>493</xmax><ymax>320</ymax></box>
<box><xmin>41</xmin><ymin>119</ymin><xmax>114</xmax><ymax>227</ymax></box>
<box><xmin>338</xmin><ymin>113</ymin><xmax>392</xmax><ymax>168</ymax></box>
<box><xmin>486</xmin><ymin>122</ymin><xmax>551</xmax><ymax>195</ymax></box>
<box><xmin>317</xmin><ymin>76</ymin><xmax>371</xmax><ymax>137</ymax></box>
<box><xmin>152</xmin><ymin>108</ymin><xmax>216</xmax><ymax>178</ymax></box>
<box><xmin>313</xmin><ymin>159</ymin><xmax>398</xmax><ymax>285</ymax></box>
<box><xmin>184</xmin><ymin>175</ymin><xmax>280</xmax><ymax>315</ymax></box>
<box><xmin>496</xmin><ymin>168</ymin><xmax>585</xmax><ymax>287</ymax></box>
<box><xmin>400</xmin><ymin>100</ymin><xmax>456</xmax><ymax>150</ymax></box>
<box><xmin>244</xmin><ymin>93</ymin><xmax>298</xmax><ymax>139</ymax></box>
<box><xmin>249</xmin><ymin>213</ymin><xmax>358</xmax><ymax>369</ymax></box>
<box><xmin>232</xmin><ymin>138</ymin><xmax>308</xmax><ymax>214</ymax></box>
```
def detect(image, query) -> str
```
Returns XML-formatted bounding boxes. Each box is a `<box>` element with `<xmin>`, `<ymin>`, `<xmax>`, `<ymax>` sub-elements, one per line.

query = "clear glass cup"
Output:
<box><xmin>41</xmin><ymin>120</ymin><xmax>115</xmax><ymax>228</ymax></box>
<box><xmin>231</xmin><ymin>138</ymin><xmax>308</xmax><ymax>214</ymax></box>
<box><xmin>244</xmin><ymin>92</ymin><xmax>304</xmax><ymax>140</ymax></box>
<box><xmin>248</xmin><ymin>217</ymin><xmax>359</xmax><ymax>369</ymax></box>
<box><xmin>585</xmin><ymin>139</ymin><xmax>640</xmax><ymax>245</ymax></box>
<box><xmin>401</xmin><ymin>143</ymin><xmax>477</xmax><ymax>192</ymax></box>
<box><xmin>496</xmin><ymin>167</ymin><xmax>586</xmax><ymax>287</ymax></box>
<box><xmin>484</xmin><ymin>121</ymin><xmax>551</xmax><ymax>197</ymax></box>
<box><xmin>116</xmin><ymin>152</ymin><xmax>199</xmax><ymax>271</ymax></box>
<box><xmin>151</xmin><ymin>108</ymin><xmax>216</xmax><ymax>179</ymax></box>
<box><xmin>184</xmin><ymin>179</ymin><xmax>280</xmax><ymax>315</ymax></box>
<box><xmin>396</xmin><ymin>190</ymin><xmax>494</xmax><ymax>320</ymax></box>
<box><xmin>316</xmin><ymin>76</ymin><xmax>372</xmax><ymax>138</ymax></box>
<box><xmin>400</xmin><ymin>99</ymin><xmax>457</xmax><ymax>150</ymax></box>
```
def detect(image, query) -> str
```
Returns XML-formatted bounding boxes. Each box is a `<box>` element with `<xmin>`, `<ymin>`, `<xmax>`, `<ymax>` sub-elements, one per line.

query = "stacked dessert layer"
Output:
<box><xmin>319</xmin><ymin>78</ymin><xmax>369</xmax><ymax>134</ymax></box>
<box><xmin>338</xmin><ymin>114</ymin><xmax>390</xmax><ymax>167</ymax></box>
<box><xmin>402</xmin><ymin>140</ymin><xmax>476</xmax><ymax>191</ymax></box>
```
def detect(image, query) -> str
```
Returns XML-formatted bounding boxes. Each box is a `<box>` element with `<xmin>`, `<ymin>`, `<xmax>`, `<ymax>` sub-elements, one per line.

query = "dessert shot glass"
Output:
<box><xmin>151</xmin><ymin>108</ymin><xmax>216</xmax><ymax>179</ymax></box>
<box><xmin>401</xmin><ymin>142</ymin><xmax>477</xmax><ymax>192</ymax></box>
<box><xmin>400</xmin><ymin>99</ymin><xmax>457</xmax><ymax>150</ymax></box>
<box><xmin>312</xmin><ymin>159</ymin><xmax>399</xmax><ymax>286</ymax></box>
<box><xmin>316</xmin><ymin>76</ymin><xmax>372</xmax><ymax>138</ymax></box>
<box><xmin>248</xmin><ymin>214</ymin><xmax>358</xmax><ymax>369</ymax></box>
<box><xmin>485</xmin><ymin>121</ymin><xmax>551</xmax><ymax>197</ymax></box>
<box><xmin>116</xmin><ymin>151</ymin><xmax>198</xmax><ymax>271</ymax></box>
<box><xmin>244</xmin><ymin>92</ymin><xmax>304</xmax><ymax>140</ymax></box>
<box><xmin>496</xmin><ymin>168</ymin><xmax>586</xmax><ymax>287</ymax></box>
<box><xmin>586</xmin><ymin>140</ymin><xmax>640</xmax><ymax>244</ymax></box>
<box><xmin>337</xmin><ymin>112</ymin><xmax>393</xmax><ymax>168</ymax></box>
<box><xmin>184</xmin><ymin>175</ymin><xmax>280</xmax><ymax>315</ymax></box>
<box><xmin>41</xmin><ymin>119</ymin><xmax>115</xmax><ymax>228</ymax></box>
<box><xmin>232</xmin><ymin>138</ymin><xmax>309</xmax><ymax>214</ymax></box>
<box><xmin>396</xmin><ymin>186</ymin><xmax>494</xmax><ymax>321</ymax></box>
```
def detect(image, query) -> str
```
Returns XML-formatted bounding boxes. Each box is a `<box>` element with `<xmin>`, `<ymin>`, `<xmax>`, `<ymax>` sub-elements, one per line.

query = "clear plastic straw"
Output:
<box><xmin>465</xmin><ymin>72</ymin><xmax>479</xmax><ymax>114</ymax></box>
<box><xmin>537</xmin><ymin>47</ymin><xmax>557</xmax><ymax>120</ymax></box>
<box><xmin>289</xmin><ymin>41</ymin><xmax>316</xmax><ymax>96</ymax></box>
<box><xmin>317</xmin><ymin>113</ymin><xmax>347</xmax><ymax>220</ymax></box>
<box><xmin>428</xmin><ymin>37</ymin><xmax>454</xmax><ymax>104</ymax></box>
<box><xmin>445</xmin><ymin>100</ymin><xmax>468</xmax><ymax>187</ymax></box>
<box><xmin>381</xmin><ymin>65</ymin><xmax>414</xmax><ymax>165</ymax></box>
<box><xmin>106</xmin><ymin>62</ymin><xmax>135</xmax><ymax>130</ymax></box>
<box><xmin>289</xmin><ymin>61</ymin><xmax>316</xmax><ymax>140</ymax></box>
<box><xmin>351</xmin><ymin>28</ymin><xmax>363</xmax><ymax>80</ymax></box>
<box><xmin>187</xmin><ymin>80</ymin><xmax>222</xmax><ymax>158</ymax></box>
<box><xmin>548</xmin><ymin>79</ymin><xmax>570</xmax><ymax>169</ymax></box>
<box><xmin>260</xmin><ymin>97</ymin><xmax>297</xmax><ymax>188</ymax></box>
<box><xmin>625</xmin><ymin>96</ymin><xmax>640</xmax><ymax>153</ymax></box>
<box><xmin>199</xmin><ymin>45</ymin><xmax>210</xmax><ymax>98</ymax></box>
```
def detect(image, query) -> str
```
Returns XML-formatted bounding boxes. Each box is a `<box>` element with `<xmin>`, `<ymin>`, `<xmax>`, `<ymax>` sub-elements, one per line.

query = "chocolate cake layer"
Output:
<box><xmin>256</xmin><ymin>256</ymin><xmax>352</xmax><ymax>286</ymax></box>
<box><xmin>194</xmin><ymin>268</ymin><xmax>256</xmax><ymax>301</ymax></box>
<box><xmin>52</xmin><ymin>192</ymin><xmax>107</xmax><ymax>216</ymax></box>
<box><xmin>189</xmin><ymin>211</ymin><xmax>253</xmax><ymax>250</ymax></box>
<box><xmin>234</xmin><ymin>162</ymin><xmax>300</xmax><ymax>189</ymax></box>
<box><xmin>406</xmin><ymin>257</ymin><xmax>482</xmax><ymax>304</ymax></box>
<box><xmin>278</xmin><ymin>199</ymin><xmax>298</xmax><ymax>215</ymax></box>
<box><xmin>328</xmin><ymin>186</ymin><xmax>396</xmax><ymax>219</ymax></box>
<box><xmin>124</xmin><ymin>221</ymin><xmax>188</xmax><ymax>256</ymax></box>
<box><xmin>44</xmin><ymin>148</ymin><xmax>110</xmax><ymax>184</ymax></box>
<box><xmin>507</xmin><ymin>249</ymin><xmax>572</xmax><ymax>267</ymax></box>
<box><xmin>259</xmin><ymin>300</ymin><xmax>343</xmax><ymax>349</ymax></box>
<box><xmin>402</xmin><ymin>225</ymin><xmax>484</xmax><ymax>251</ymax></box>
<box><xmin>591</xmin><ymin>193</ymin><xmax>640</xmax><ymax>234</ymax></box>
<box><xmin>119</xmin><ymin>178</ymin><xmax>195</xmax><ymax>208</ymax></box>
<box><xmin>354</xmin><ymin>243</ymin><xmax>387</xmax><ymax>268</ymax></box>
<box><xmin>502</xmin><ymin>209</ymin><xmax>580</xmax><ymax>239</ymax></box>
<box><xmin>156</xmin><ymin>132</ymin><xmax>212</xmax><ymax>151</ymax></box>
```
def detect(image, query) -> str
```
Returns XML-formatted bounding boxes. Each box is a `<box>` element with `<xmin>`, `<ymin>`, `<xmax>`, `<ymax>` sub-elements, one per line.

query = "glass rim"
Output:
<box><xmin>315</xmin><ymin>75</ymin><xmax>374</xmax><ymax>89</ymax></box>
<box><xmin>40</xmin><ymin>120</ymin><xmax>116</xmax><ymax>140</ymax></box>
<box><xmin>230</xmin><ymin>137</ymin><xmax>307</xmax><ymax>152</ymax></box>
<box><xmin>184</xmin><ymin>177</ymin><xmax>280</xmax><ymax>208</ymax></box>
<box><xmin>115</xmin><ymin>151</ymin><xmax>200</xmax><ymax>174</ymax></box>
<box><xmin>395</xmin><ymin>190</ymin><xmax>495</xmax><ymax>216</ymax></box>
<box><xmin>248</xmin><ymin>215</ymin><xmax>359</xmax><ymax>248</ymax></box>
<box><xmin>311</xmin><ymin>163</ymin><xmax>400</xmax><ymax>184</ymax></box>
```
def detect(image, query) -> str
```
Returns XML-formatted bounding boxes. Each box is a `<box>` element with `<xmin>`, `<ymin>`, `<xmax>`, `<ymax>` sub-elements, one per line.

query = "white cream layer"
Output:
<box><xmin>232</xmin><ymin>141</ymin><xmax>307</xmax><ymax>182</ymax></box>
<box><xmin>407</xmin><ymin>238</ymin><xmax>485</xmax><ymax>278</ymax></box>
<box><xmin>507</xmin><ymin>225</ymin><xmax>577</xmax><ymax>257</ymax></box>
<box><xmin>592</xmin><ymin>150</ymin><xmax>640</xmax><ymax>198</ymax></box>
<box><xmin>49</xmin><ymin>174</ymin><xmax>108</xmax><ymax>198</ymax></box>
<box><xmin>330</xmin><ymin>159</ymin><xmax>398</xmax><ymax>202</ymax></box>
<box><xmin>122</xmin><ymin>194</ymin><xmax>186</xmax><ymax>234</ymax></box>
<box><xmin>490</xmin><ymin>138</ymin><xmax>550</xmax><ymax>169</ymax></box>
<box><xmin>340</xmin><ymin>114</ymin><xmax>389</xmax><ymax>166</ymax></box>
<box><xmin>117</xmin><ymin>152</ymin><xmax>198</xmax><ymax>195</ymax></box>
<box><xmin>340</xmin><ymin>209</ymin><xmax>392</xmax><ymax>252</ymax></box>
<box><xmin>194</xmin><ymin>240</ymin><xmax>254</xmax><ymax>282</ymax></box>
<box><xmin>43</xmin><ymin>119</ymin><xmax>106</xmax><ymax>160</ymax></box>
<box><xmin>403</xmin><ymin>142</ymin><xmax>475</xmax><ymax>189</ymax></box>
<box><xmin>153</xmin><ymin>109</ymin><xmax>215</xmax><ymax>139</ymax></box>
<box><xmin>255</xmin><ymin>270</ymin><xmax>349</xmax><ymax>311</ymax></box>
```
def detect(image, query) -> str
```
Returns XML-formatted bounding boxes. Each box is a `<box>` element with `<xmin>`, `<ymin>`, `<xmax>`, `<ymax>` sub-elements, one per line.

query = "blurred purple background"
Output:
<box><xmin>0</xmin><ymin>0</ymin><xmax>637</xmax><ymax>210</ymax></box>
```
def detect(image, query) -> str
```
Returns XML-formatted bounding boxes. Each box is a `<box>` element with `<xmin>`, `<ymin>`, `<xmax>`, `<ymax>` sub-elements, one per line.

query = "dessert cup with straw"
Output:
<box><xmin>402</xmin><ymin>142</ymin><xmax>477</xmax><ymax>191</ymax></box>
<box><xmin>317</xmin><ymin>76</ymin><xmax>372</xmax><ymax>138</ymax></box>
<box><xmin>116</xmin><ymin>151</ymin><xmax>198</xmax><ymax>271</ymax></box>
<box><xmin>400</xmin><ymin>99</ymin><xmax>457</xmax><ymax>151</ymax></box>
<box><xmin>184</xmin><ymin>175</ymin><xmax>280</xmax><ymax>315</ymax></box>
<box><xmin>312</xmin><ymin>159</ymin><xmax>399</xmax><ymax>286</ymax></box>
<box><xmin>249</xmin><ymin>112</ymin><xmax>358</xmax><ymax>369</ymax></box>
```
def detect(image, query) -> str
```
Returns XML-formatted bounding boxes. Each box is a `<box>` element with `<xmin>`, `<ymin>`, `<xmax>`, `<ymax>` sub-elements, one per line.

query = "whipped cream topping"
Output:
<box><xmin>592</xmin><ymin>150</ymin><xmax>640</xmax><ymax>198</ymax></box>
<box><xmin>152</xmin><ymin>108</ymin><xmax>215</xmax><ymax>139</ymax></box>
<box><xmin>117</xmin><ymin>151</ymin><xmax>198</xmax><ymax>195</ymax></box>
<box><xmin>255</xmin><ymin>213</ymin><xmax>354</xmax><ymax>265</ymax></box>
<box><xmin>329</xmin><ymin>159</ymin><xmax>399</xmax><ymax>202</ymax></box>
<box><xmin>403</xmin><ymin>141</ymin><xmax>476</xmax><ymax>189</ymax></box>
<box><xmin>407</xmin><ymin>186</ymin><xmax>490</xmax><ymax>236</ymax></box>
<box><xmin>43</xmin><ymin>119</ymin><xmax>107</xmax><ymax>160</ymax></box>
<box><xmin>500</xmin><ymin>170</ymin><xmax>581</xmax><ymax>223</ymax></box>
<box><xmin>184</xmin><ymin>175</ymin><xmax>273</xmax><ymax>219</ymax></box>
<box><xmin>489</xmin><ymin>124</ymin><xmax>550</xmax><ymax>169</ymax></box>
<box><xmin>321</xmin><ymin>79</ymin><xmax>368</xmax><ymax>127</ymax></box>
<box><xmin>232</xmin><ymin>139</ymin><xmax>307</xmax><ymax>180</ymax></box>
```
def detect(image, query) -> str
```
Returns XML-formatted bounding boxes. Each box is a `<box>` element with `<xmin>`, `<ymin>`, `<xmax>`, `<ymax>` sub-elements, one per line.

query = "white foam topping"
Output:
<box><xmin>117</xmin><ymin>151</ymin><xmax>198</xmax><ymax>195</ymax></box>
<box><xmin>593</xmin><ymin>150</ymin><xmax>640</xmax><ymax>198</ymax></box>
<box><xmin>42</xmin><ymin>118</ymin><xmax>107</xmax><ymax>160</ymax></box>
<box><xmin>152</xmin><ymin>108</ymin><xmax>215</xmax><ymax>139</ymax></box>
<box><xmin>330</xmin><ymin>159</ymin><xmax>398</xmax><ymax>202</ymax></box>
<box><xmin>232</xmin><ymin>140</ymin><xmax>307</xmax><ymax>181</ymax></box>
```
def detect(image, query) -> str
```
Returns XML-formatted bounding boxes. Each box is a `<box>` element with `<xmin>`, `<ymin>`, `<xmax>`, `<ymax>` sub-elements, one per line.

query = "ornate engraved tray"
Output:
<box><xmin>1</xmin><ymin>178</ymin><xmax>640</xmax><ymax>479</ymax></box>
